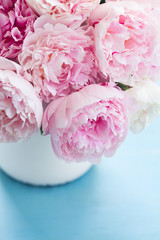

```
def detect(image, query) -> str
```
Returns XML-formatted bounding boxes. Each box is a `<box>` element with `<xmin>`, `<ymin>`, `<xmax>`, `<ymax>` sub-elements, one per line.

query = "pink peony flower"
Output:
<box><xmin>0</xmin><ymin>0</ymin><xmax>37</xmax><ymax>60</ymax></box>
<box><xmin>25</xmin><ymin>0</ymin><xmax>100</xmax><ymax>28</ymax></box>
<box><xmin>0</xmin><ymin>57</ymin><xmax>43</xmax><ymax>142</ymax></box>
<box><xmin>89</xmin><ymin>1</ymin><xmax>160</xmax><ymax>86</ymax></box>
<box><xmin>42</xmin><ymin>84</ymin><xmax>129</xmax><ymax>163</ymax></box>
<box><xmin>109</xmin><ymin>0</ymin><xmax>160</xmax><ymax>9</ymax></box>
<box><xmin>19</xmin><ymin>17</ymin><xmax>98</xmax><ymax>102</ymax></box>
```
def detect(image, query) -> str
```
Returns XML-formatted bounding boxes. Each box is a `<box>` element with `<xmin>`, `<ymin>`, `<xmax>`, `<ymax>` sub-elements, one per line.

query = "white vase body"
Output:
<box><xmin>0</xmin><ymin>133</ymin><xmax>92</xmax><ymax>186</ymax></box>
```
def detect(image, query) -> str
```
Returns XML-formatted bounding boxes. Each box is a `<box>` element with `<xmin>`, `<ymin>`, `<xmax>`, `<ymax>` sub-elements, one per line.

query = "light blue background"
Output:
<box><xmin>0</xmin><ymin>118</ymin><xmax>160</xmax><ymax>240</ymax></box>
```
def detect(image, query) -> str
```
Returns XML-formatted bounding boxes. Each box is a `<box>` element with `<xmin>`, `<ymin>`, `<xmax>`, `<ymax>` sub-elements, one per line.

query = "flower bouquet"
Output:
<box><xmin>0</xmin><ymin>0</ymin><xmax>160</xmax><ymax>185</ymax></box>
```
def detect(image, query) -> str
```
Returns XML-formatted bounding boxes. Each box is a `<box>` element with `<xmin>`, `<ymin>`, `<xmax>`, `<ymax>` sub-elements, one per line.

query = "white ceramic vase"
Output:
<box><xmin>0</xmin><ymin>133</ymin><xmax>92</xmax><ymax>186</ymax></box>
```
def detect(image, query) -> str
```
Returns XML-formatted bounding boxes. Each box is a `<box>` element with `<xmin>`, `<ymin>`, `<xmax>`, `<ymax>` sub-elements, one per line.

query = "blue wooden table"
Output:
<box><xmin>0</xmin><ymin>118</ymin><xmax>160</xmax><ymax>240</ymax></box>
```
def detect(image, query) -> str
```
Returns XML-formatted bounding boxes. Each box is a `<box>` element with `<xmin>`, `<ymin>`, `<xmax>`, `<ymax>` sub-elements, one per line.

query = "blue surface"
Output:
<box><xmin>0</xmin><ymin>119</ymin><xmax>160</xmax><ymax>240</ymax></box>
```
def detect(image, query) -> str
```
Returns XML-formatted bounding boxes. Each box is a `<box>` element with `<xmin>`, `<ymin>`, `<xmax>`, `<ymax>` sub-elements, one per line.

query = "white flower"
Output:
<box><xmin>127</xmin><ymin>80</ymin><xmax>160</xmax><ymax>133</ymax></box>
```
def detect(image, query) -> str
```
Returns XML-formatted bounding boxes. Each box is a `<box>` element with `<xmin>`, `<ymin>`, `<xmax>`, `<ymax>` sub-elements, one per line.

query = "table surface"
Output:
<box><xmin>0</xmin><ymin>118</ymin><xmax>160</xmax><ymax>240</ymax></box>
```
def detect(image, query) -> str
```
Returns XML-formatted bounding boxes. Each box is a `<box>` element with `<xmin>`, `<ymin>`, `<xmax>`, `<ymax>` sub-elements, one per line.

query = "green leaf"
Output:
<box><xmin>116</xmin><ymin>82</ymin><xmax>132</xmax><ymax>91</ymax></box>
<box><xmin>40</xmin><ymin>125</ymin><xmax>43</xmax><ymax>135</ymax></box>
